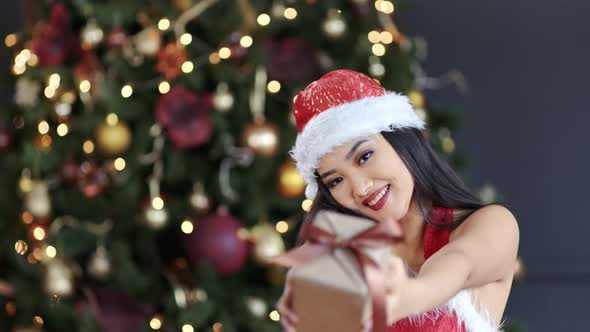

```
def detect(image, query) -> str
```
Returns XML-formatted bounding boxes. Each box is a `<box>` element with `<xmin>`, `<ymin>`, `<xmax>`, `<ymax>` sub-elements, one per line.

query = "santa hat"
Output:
<box><xmin>290</xmin><ymin>69</ymin><xmax>426</xmax><ymax>200</ymax></box>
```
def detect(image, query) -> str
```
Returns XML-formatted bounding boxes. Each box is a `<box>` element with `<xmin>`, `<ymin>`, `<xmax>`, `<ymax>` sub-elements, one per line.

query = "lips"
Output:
<box><xmin>362</xmin><ymin>185</ymin><xmax>389</xmax><ymax>207</ymax></box>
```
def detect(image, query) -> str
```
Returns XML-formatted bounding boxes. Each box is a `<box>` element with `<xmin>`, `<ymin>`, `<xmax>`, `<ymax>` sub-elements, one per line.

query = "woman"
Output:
<box><xmin>277</xmin><ymin>70</ymin><xmax>519</xmax><ymax>332</ymax></box>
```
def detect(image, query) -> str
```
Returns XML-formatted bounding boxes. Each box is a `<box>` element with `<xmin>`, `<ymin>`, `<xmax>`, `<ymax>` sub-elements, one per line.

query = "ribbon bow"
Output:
<box><xmin>270</xmin><ymin>213</ymin><xmax>400</xmax><ymax>332</ymax></box>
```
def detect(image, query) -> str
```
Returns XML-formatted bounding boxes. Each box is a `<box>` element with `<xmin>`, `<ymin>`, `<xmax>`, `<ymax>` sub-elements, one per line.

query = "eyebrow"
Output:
<box><xmin>318</xmin><ymin>139</ymin><xmax>368</xmax><ymax>180</ymax></box>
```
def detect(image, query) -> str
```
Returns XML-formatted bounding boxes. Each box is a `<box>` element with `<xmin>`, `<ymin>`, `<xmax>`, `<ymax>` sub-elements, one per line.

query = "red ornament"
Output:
<box><xmin>155</xmin><ymin>86</ymin><xmax>213</xmax><ymax>150</ymax></box>
<box><xmin>76</xmin><ymin>287</ymin><xmax>154</xmax><ymax>332</ymax></box>
<box><xmin>106</xmin><ymin>26</ymin><xmax>128</xmax><ymax>48</ymax></box>
<box><xmin>59</xmin><ymin>159</ymin><xmax>80</xmax><ymax>184</ymax></box>
<box><xmin>30</xmin><ymin>2</ymin><xmax>76</xmax><ymax>67</ymax></box>
<box><xmin>184</xmin><ymin>207</ymin><xmax>249</xmax><ymax>277</ymax></box>
<box><xmin>262</xmin><ymin>37</ymin><xmax>320</xmax><ymax>84</ymax></box>
<box><xmin>76</xmin><ymin>162</ymin><xmax>109</xmax><ymax>198</ymax></box>
<box><xmin>0</xmin><ymin>126</ymin><xmax>13</xmax><ymax>152</ymax></box>
<box><xmin>155</xmin><ymin>42</ymin><xmax>188</xmax><ymax>80</ymax></box>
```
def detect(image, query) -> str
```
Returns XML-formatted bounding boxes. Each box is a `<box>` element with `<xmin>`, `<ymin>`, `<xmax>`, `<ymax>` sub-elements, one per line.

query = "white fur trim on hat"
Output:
<box><xmin>290</xmin><ymin>92</ymin><xmax>425</xmax><ymax>200</ymax></box>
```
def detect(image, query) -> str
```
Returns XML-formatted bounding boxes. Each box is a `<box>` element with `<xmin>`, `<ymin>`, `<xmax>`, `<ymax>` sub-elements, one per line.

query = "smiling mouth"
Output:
<box><xmin>364</xmin><ymin>184</ymin><xmax>390</xmax><ymax>208</ymax></box>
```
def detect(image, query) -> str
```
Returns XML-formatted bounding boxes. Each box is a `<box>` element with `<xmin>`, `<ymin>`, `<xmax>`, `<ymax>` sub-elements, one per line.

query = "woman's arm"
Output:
<box><xmin>390</xmin><ymin>204</ymin><xmax>520</xmax><ymax>319</ymax></box>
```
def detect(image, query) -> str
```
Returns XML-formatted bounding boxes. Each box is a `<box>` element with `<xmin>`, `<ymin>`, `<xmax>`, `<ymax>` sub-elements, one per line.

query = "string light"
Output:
<box><xmin>28</xmin><ymin>53</ymin><xmax>39</xmax><ymax>66</ymax></box>
<box><xmin>38</xmin><ymin>121</ymin><xmax>50</xmax><ymax>134</ymax></box>
<box><xmin>32</xmin><ymin>225</ymin><xmax>46</xmax><ymax>241</ymax></box>
<box><xmin>218</xmin><ymin>47</ymin><xmax>231</xmax><ymax>59</ymax></box>
<box><xmin>378</xmin><ymin>1</ymin><xmax>395</xmax><ymax>14</ymax></box>
<box><xmin>368</xmin><ymin>30</ymin><xmax>381</xmax><ymax>44</ymax></box>
<box><xmin>275</xmin><ymin>221</ymin><xmax>289</xmax><ymax>233</ymax></box>
<box><xmin>257</xmin><ymin>13</ymin><xmax>271</xmax><ymax>26</ymax></box>
<box><xmin>182</xmin><ymin>324</ymin><xmax>194</xmax><ymax>332</ymax></box>
<box><xmin>152</xmin><ymin>197</ymin><xmax>164</xmax><ymax>210</ymax></box>
<box><xmin>269</xmin><ymin>310</ymin><xmax>280</xmax><ymax>321</ymax></box>
<box><xmin>44</xmin><ymin>86</ymin><xmax>56</xmax><ymax>99</ymax></box>
<box><xmin>12</xmin><ymin>63</ymin><xmax>25</xmax><ymax>75</ymax></box>
<box><xmin>21</xmin><ymin>211</ymin><xmax>33</xmax><ymax>224</ymax></box>
<box><xmin>83</xmin><ymin>140</ymin><xmax>95</xmax><ymax>154</ymax></box>
<box><xmin>56</xmin><ymin>123</ymin><xmax>68</xmax><ymax>136</ymax></box>
<box><xmin>181</xmin><ymin>219</ymin><xmax>194</xmax><ymax>234</ymax></box>
<box><xmin>267</xmin><ymin>80</ymin><xmax>281</xmax><ymax>93</ymax></box>
<box><xmin>4</xmin><ymin>33</ymin><xmax>17</xmax><ymax>47</ymax></box>
<box><xmin>14</xmin><ymin>240</ymin><xmax>28</xmax><ymax>255</ymax></box>
<box><xmin>45</xmin><ymin>245</ymin><xmax>57</xmax><ymax>258</ymax></box>
<box><xmin>149</xmin><ymin>316</ymin><xmax>162</xmax><ymax>330</ymax></box>
<box><xmin>180</xmin><ymin>33</ymin><xmax>192</xmax><ymax>45</ymax></box>
<box><xmin>181</xmin><ymin>61</ymin><xmax>194</xmax><ymax>73</ymax></box>
<box><xmin>48</xmin><ymin>73</ymin><xmax>61</xmax><ymax>89</ymax></box>
<box><xmin>114</xmin><ymin>157</ymin><xmax>126</xmax><ymax>171</ymax></box>
<box><xmin>209</xmin><ymin>52</ymin><xmax>221</xmax><ymax>64</ymax></box>
<box><xmin>33</xmin><ymin>316</ymin><xmax>44</xmax><ymax>326</ymax></box>
<box><xmin>158</xmin><ymin>18</ymin><xmax>171</xmax><ymax>31</ymax></box>
<box><xmin>284</xmin><ymin>8</ymin><xmax>297</xmax><ymax>20</ymax></box>
<box><xmin>79</xmin><ymin>80</ymin><xmax>91</xmax><ymax>93</ymax></box>
<box><xmin>121</xmin><ymin>85</ymin><xmax>133</xmax><ymax>98</ymax></box>
<box><xmin>372</xmin><ymin>43</ymin><xmax>386</xmax><ymax>56</ymax></box>
<box><xmin>301</xmin><ymin>199</ymin><xmax>313</xmax><ymax>212</ymax></box>
<box><xmin>158</xmin><ymin>81</ymin><xmax>170</xmax><ymax>94</ymax></box>
<box><xmin>380</xmin><ymin>31</ymin><xmax>393</xmax><ymax>44</ymax></box>
<box><xmin>212</xmin><ymin>323</ymin><xmax>223</xmax><ymax>332</ymax></box>
<box><xmin>240</xmin><ymin>35</ymin><xmax>253</xmax><ymax>48</ymax></box>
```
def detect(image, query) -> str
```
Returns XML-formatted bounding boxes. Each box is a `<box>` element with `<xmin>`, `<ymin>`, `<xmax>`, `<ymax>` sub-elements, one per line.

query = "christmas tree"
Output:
<box><xmin>0</xmin><ymin>1</ymin><xmax>523</xmax><ymax>331</ymax></box>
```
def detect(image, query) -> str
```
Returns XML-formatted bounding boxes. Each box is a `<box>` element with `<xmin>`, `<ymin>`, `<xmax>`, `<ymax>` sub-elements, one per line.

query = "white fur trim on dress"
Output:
<box><xmin>289</xmin><ymin>93</ymin><xmax>425</xmax><ymax>199</ymax></box>
<box><xmin>405</xmin><ymin>289</ymin><xmax>502</xmax><ymax>332</ymax></box>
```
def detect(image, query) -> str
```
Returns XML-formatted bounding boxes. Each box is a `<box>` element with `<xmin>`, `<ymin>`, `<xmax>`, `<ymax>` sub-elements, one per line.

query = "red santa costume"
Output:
<box><xmin>290</xmin><ymin>69</ymin><xmax>502</xmax><ymax>332</ymax></box>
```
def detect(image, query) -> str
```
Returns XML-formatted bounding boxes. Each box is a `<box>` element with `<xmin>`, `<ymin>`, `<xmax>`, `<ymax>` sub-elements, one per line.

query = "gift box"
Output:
<box><xmin>271</xmin><ymin>210</ymin><xmax>397</xmax><ymax>332</ymax></box>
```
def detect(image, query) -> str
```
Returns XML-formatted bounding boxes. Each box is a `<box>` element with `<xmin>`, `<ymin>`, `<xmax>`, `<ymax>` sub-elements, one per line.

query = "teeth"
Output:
<box><xmin>367</xmin><ymin>185</ymin><xmax>388</xmax><ymax>207</ymax></box>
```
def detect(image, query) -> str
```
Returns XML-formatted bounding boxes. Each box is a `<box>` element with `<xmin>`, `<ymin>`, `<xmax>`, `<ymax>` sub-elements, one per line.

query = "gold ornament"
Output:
<box><xmin>81</xmin><ymin>19</ymin><xmax>104</xmax><ymax>50</ymax></box>
<box><xmin>134</xmin><ymin>27</ymin><xmax>162</xmax><ymax>57</ymax></box>
<box><xmin>87</xmin><ymin>246</ymin><xmax>111</xmax><ymax>280</ymax></box>
<box><xmin>43</xmin><ymin>257</ymin><xmax>78</xmax><ymax>298</ymax></box>
<box><xmin>408</xmin><ymin>89</ymin><xmax>425</xmax><ymax>109</ymax></box>
<box><xmin>188</xmin><ymin>182</ymin><xmax>211</xmax><ymax>215</ymax></box>
<box><xmin>277</xmin><ymin>161</ymin><xmax>305</xmax><ymax>198</ymax></box>
<box><xmin>174</xmin><ymin>0</ymin><xmax>194</xmax><ymax>11</ymax></box>
<box><xmin>249</xmin><ymin>223</ymin><xmax>285</xmax><ymax>264</ymax></box>
<box><xmin>24</xmin><ymin>181</ymin><xmax>51</xmax><ymax>219</ymax></box>
<box><xmin>241</xmin><ymin>121</ymin><xmax>279</xmax><ymax>156</ymax></box>
<box><xmin>213</xmin><ymin>83</ymin><xmax>234</xmax><ymax>112</ymax></box>
<box><xmin>322</xmin><ymin>9</ymin><xmax>347</xmax><ymax>39</ymax></box>
<box><xmin>95</xmin><ymin>118</ymin><xmax>132</xmax><ymax>156</ymax></box>
<box><xmin>142</xmin><ymin>205</ymin><xmax>169</xmax><ymax>230</ymax></box>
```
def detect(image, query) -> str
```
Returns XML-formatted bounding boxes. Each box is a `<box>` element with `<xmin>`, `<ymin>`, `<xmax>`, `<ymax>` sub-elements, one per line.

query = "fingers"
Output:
<box><xmin>277</xmin><ymin>290</ymin><xmax>298</xmax><ymax>332</ymax></box>
<box><xmin>361</xmin><ymin>320</ymin><xmax>373</xmax><ymax>332</ymax></box>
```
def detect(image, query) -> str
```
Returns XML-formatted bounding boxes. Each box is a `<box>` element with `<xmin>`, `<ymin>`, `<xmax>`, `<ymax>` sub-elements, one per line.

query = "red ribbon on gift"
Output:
<box><xmin>269</xmin><ymin>214</ymin><xmax>400</xmax><ymax>332</ymax></box>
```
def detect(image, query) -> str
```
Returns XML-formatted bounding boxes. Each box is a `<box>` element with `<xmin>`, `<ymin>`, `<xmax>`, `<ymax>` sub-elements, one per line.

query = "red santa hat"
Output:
<box><xmin>290</xmin><ymin>69</ymin><xmax>425</xmax><ymax>200</ymax></box>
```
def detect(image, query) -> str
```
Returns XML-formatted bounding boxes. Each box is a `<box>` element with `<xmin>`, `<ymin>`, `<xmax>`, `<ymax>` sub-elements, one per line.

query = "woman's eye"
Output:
<box><xmin>358</xmin><ymin>151</ymin><xmax>373</xmax><ymax>165</ymax></box>
<box><xmin>327</xmin><ymin>177</ymin><xmax>342</xmax><ymax>189</ymax></box>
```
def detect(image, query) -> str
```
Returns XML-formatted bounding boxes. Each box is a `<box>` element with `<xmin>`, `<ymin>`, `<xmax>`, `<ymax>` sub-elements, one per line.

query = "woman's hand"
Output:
<box><xmin>276</xmin><ymin>269</ymin><xmax>298</xmax><ymax>332</ymax></box>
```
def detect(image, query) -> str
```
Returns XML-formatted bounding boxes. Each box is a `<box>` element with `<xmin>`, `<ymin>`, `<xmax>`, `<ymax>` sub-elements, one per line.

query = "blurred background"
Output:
<box><xmin>0</xmin><ymin>1</ymin><xmax>588</xmax><ymax>332</ymax></box>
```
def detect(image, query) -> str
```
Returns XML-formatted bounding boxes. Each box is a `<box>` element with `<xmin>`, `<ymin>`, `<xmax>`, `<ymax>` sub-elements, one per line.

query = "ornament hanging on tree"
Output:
<box><xmin>245</xmin><ymin>296</ymin><xmax>268</xmax><ymax>318</ymax></box>
<box><xmin>263</xmin><ymin>38</ymin><xmax>319</xmax><ymax>84</ymax></box>
<box><xmin>76</xmin><ymin>162</ymin><xmax>109</xmax><ymax>198</ymax></box>
<box><xmin>213</xmin><ymin>83</ymin><xmax>234</xmax><ymax>112</ymax></box>
<box><xmin>15</xmin><ymin>77</ymin><xmax>40</xmax><ymax>108</ymax></box>
<box><xmin>241</xmin><ymin>120</ymin><xmax>279</xmax><ymax>156</ymax></box>
<box><xmin>141</xmin><ymin>198</ymin><xmax>170</xmax><ymax>230</ymax></box>
<box><xmin>106</xmin><ymin>26</ymin><xmax>128</xmax><ymax>49</ymax></box>
<box><xmin>188</xmin><ymin>182</ymin><xmax>211</xmax><ymax>215</ymax></box>
<box><xmin>95</xmin><ymin>114</ymin><xmax>132</xmax><ymax>156</ymax></box>
<box><xmin>24</xmin><ymin>181</ymin><xmax>52</xmax><ymax>219</ymax></box>
<box><xmin>74</xmin><ymin>52</ymin><xmax>104</xmax><ymax>100</ymax></box>
<box><xmin>0</xmin><ymin>125</ymin><xmax>13</xmax><ymax>152</ymax></box>
<box><xmin>30</xmin><ymin>2</ymin><xmax>75</xmax><ymax>67</ymax></box>
<box><xmin>81</xmin><ymin>19</ymin><xmax>104</xmax><ymax>50</ymax></box>
<box><xmin>249</xmin><ymin>222</ymin><xmax>285</xmax><ymax>264</ymax></box>
<box><xmin>322</xmin><ymin>9</ymin><xmax>347</xmax><ymax>39</ymax></box>
<box><xmin>87</xmin><ymin>245</ymin><xmax>111</xmax><ymax>280</ymax></box>
<box><xmin>155</xmin><ymin>42</ymin><xmax>188</xmax><ymax>80</ymax></box>
<box><xmin>155</xmin><ymin>86</ymin><xmax>213</xmax><ymax>150</ymax></box>
<box><xmin>43</xmin><ymin>257</ymin><xmax>79</xmax><ymax>298</ymax></box>
<box><xmin>276</xmin><ymin>161</ymin><xmax>305</xmax><ymax>197</ymax></box>
<box><xmin>184</xmin><ymin>206</ymin><xmax>248</xmax><ymax>276</ymax></box>
<box><xmin>134</xmin><ymin>26</ymin><xmax>161</xmax><ymax>57</ymax></box>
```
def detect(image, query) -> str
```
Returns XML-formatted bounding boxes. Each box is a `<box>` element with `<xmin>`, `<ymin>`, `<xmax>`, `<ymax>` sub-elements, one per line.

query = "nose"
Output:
<box><xmin>351</xmin><ymin>176</ymin><xmax>374</xmax><ymax>199</ymax></box>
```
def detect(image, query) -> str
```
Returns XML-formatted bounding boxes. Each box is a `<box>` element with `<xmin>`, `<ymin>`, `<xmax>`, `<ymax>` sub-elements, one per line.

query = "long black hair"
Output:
<box><xmin>297</xmin><ymin>128</ymin><xmax>506</xmax><ymax>245</ymax></box>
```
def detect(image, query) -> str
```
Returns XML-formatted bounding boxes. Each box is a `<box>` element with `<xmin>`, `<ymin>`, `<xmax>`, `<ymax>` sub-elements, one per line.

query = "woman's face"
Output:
<box><xmin>317</xmin><ymin>133</ymin><xmax>415</xmax><ymax>223</ymax></box>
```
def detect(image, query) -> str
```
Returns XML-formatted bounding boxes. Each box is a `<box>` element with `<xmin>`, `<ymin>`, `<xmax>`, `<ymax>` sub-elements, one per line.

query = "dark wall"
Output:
<box><xmin>400</xmin><ymin>1</ymin><xmax>590</xmax><ymax>330</ymax></box>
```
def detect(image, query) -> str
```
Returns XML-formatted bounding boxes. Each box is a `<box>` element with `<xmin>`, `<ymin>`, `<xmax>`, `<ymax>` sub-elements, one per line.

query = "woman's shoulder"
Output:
<box><xmin>450</xmin><ymin>204</ymin><xmax>519</xmax><ymax>242</ymax></box>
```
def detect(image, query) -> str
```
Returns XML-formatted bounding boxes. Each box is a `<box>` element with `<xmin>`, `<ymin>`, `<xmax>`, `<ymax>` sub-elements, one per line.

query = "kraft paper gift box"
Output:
<box><xmin>273</xmin><ymin>210</ymin><xmax>396</xmax><ymax>332</ymax></box>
